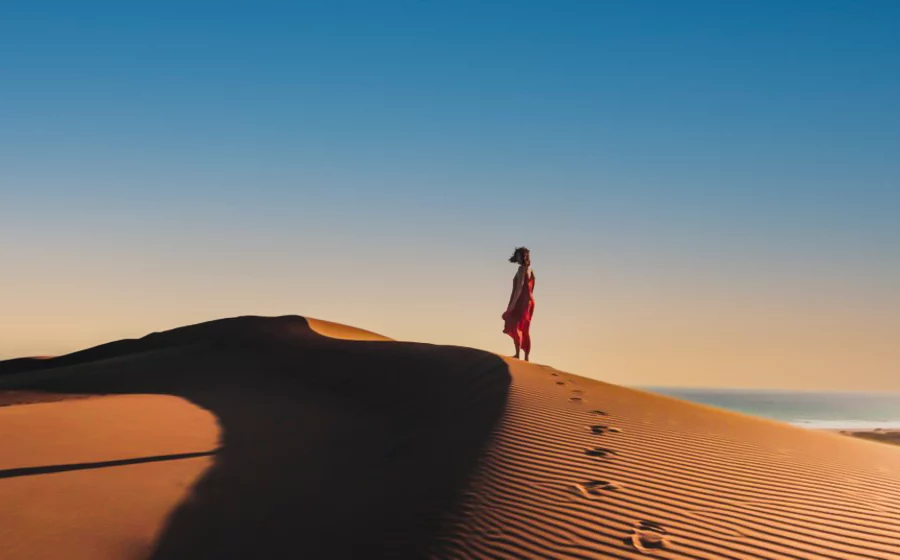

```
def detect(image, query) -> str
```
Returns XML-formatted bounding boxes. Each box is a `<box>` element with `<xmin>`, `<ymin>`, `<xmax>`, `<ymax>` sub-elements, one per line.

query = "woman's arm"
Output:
<box><xmin>505</xmin><ymin>268</ymin><xmax>525</xmax><ymax>313</ymax></box>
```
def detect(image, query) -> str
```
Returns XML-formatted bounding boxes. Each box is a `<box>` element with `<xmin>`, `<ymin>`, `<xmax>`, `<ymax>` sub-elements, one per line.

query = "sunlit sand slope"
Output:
<box><xmin>0</xmin><ymin>395</ymin><xmax>217</xmax><ymax>560</ymax></box>
<box><xmin>432</xmin><ymin>361</ymin><xmax>900</xmax><ymax>559</ymax></box>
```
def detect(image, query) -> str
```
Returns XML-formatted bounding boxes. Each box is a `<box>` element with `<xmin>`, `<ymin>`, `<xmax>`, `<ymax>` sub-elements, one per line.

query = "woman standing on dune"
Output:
<box><xmin>503</xmin><ymin>247</ymin><xmax>536</xmax><ymax>361</ymax></box>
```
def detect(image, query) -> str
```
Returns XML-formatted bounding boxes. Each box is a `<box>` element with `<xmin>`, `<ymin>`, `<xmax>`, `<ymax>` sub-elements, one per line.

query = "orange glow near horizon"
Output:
<box><xmin>2</xmin><ymin>244</ymin><xmax>897</xmax><ymax>392</ymax></box>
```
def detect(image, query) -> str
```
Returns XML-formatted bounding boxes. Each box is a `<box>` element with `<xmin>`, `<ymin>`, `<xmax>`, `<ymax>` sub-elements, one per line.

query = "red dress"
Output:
<box><xmin>503</xmin><ymin>268</ymin><xmax>535</xmax><ymax>353</ymax></box>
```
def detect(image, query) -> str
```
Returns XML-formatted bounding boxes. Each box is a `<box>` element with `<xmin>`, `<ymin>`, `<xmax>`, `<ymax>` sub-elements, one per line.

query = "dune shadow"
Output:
<box><xmin>0</xmin><ymin>316</ymin><xmax>511</xmax><ymax>559</ymax></box>
<box><xmin>0</xmin><ymin>451</ymin><xmax>219</xmax><ymax>479</ymax></box>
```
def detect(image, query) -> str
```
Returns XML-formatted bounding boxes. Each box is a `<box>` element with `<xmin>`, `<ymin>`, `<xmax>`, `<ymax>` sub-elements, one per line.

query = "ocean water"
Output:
<box><xmin>644</xmin><ymin>387</ymin><xmax>900</xmax><ymax>430</ymax></box>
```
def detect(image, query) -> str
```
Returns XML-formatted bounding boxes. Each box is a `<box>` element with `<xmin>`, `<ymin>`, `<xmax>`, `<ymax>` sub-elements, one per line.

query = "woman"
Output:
<box><xmin>502</xmin><ymin>246</ymin><xmax>536</xmax><ymax>361</ymax></box>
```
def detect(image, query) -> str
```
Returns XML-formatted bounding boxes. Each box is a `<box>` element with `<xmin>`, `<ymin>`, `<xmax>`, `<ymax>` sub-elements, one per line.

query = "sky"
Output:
<box><xmin>1</xmin><ymin>0</ymin><xmax>898</xmax><ymax>390</ymax></box>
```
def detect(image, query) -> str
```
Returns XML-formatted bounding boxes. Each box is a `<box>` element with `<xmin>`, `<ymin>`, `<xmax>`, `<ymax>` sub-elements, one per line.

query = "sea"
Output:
<box><xmin>643</xmin><ymin>387</ymin><xmax>900</xmax><ymax>430</ymax></box>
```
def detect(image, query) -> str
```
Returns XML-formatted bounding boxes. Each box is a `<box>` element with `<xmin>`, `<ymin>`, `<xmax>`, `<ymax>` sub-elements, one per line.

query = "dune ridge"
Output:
<box><xmin>0</xmin><ymin>315</ymin><xmax>389</xmax><ymax>379</ymax></box>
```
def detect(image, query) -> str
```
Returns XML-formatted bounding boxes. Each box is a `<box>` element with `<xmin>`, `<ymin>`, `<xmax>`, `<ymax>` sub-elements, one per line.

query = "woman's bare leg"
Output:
<box><xmin>522</xmin><ymin>326</ymin><xmax>531</xmax><ymax>362</ymax></box>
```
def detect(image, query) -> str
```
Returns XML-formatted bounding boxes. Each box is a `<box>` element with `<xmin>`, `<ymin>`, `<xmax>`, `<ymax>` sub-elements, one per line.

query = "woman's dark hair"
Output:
<box><xmin>509</xmin><ymin>246</ymin><xmax>530</xmax><ymax>265</ymax></box>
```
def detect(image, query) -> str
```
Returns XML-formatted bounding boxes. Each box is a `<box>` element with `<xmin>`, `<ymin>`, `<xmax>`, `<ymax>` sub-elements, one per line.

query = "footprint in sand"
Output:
<box><xmin>573</xmin><ymin>480</ymin><xmax>624</xmax><ymax>499</ymax></box>
<box><xmin>556</xmin><ymin>381</ymin><xmax>566</xmax><ymax>385</ymax></box>
<box><xmin>590</xmin><ymin>425</ymin><xmax>609</xmax><ymax>434</ymax></box>
<box><xmin>569</xmin><ymin>396</ymin><xmax>584</xmax><ymax>403</ymax></box>
<box><xmin>584</xmin><ymin>447</ymin><xmax>615</xmax><ymax>458</ymax></box>
<box><xmin>628</xmin><ymin>521</ymin><xmax>671</xmax><ymax>553</ymax></box>
<box><xmin>588</xmin><ymin>409</ymin><xmax>608</xmax><ymax>416</ymax></box>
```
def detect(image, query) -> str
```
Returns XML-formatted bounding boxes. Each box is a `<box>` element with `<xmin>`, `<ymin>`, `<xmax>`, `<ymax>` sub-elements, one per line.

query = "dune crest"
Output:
<box><xmin>307</xmin><ymin>317</ymin><xmax>393</xmax><ymax>341</ymax></box>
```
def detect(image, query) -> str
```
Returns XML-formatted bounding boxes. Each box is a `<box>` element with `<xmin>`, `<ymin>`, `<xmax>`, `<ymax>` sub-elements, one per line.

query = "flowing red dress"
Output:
<box><xmin>503</xmin><ymin>268</ymin><xmax>535</xmax><ymax>354</ymax></box>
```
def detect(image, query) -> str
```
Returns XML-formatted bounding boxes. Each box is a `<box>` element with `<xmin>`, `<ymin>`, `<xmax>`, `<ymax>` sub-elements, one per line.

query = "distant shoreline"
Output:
<box><xmin>642</xmin><ymin>386</ymin><xmax>900</xmax><ymax>440</ymax></box>
<box><xmin>827</xmin><ymin>428</ymin><xmax>900</xmax><ymax>447</ymax></box>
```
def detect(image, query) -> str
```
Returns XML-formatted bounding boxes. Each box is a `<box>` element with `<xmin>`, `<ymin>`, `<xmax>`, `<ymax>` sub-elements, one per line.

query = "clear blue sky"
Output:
<box><xmin>2</xmin><ymin>1</ymin><xmax>898</xmax><ymax>390</ymax></box>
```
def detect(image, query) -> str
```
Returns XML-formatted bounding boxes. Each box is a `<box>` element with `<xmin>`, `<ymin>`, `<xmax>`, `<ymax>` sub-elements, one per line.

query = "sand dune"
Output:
<box><xmin>432</xmin><ymin>361</ymin><xmax>900</xmax><ymax>559</ymax></box>
<box><xmin>0</xmin><ymin>316</ymin><xmax>510</xmax><ymax>559</ymax></box>
<box><xmin>3</xmin><ymin>315</ymin><xmax>900</xmax><ymax>559</ymax></box>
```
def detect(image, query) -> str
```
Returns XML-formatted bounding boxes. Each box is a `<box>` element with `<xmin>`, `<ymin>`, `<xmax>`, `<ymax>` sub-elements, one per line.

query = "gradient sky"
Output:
<box><xmin>2</xmin><ymin>1</ymin><xmax>898</xmax><ymax>390</ymax></box>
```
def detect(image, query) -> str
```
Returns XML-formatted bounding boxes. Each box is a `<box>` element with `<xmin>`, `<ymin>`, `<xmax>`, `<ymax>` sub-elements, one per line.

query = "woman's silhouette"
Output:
<box><xmin>502</xmin><ymin>247</ymin><xmax>535</xmax><ymax>361</ymax></box>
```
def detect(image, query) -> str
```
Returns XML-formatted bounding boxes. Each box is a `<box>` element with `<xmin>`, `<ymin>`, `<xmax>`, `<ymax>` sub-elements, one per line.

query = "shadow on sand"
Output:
<box><xmin>0</xmin><ymin>316</ymin><xmax>511</xmax><ymax>559</ymax></box>
<box><xmin>0</xmin><ymin>450</ymin><xmax>220</xmax><ymax>479</ymax></box>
